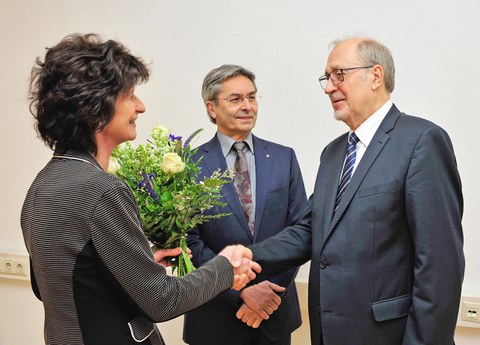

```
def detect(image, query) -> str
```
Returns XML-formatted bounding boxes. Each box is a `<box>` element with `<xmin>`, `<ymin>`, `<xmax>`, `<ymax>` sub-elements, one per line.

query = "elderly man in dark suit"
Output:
<box><xmin>249</xmin><ymin>37</ymin><xmax>464</xmax><ymax>345</ymax></box>
<box><xmin>183</xmin><ymin>65</ymin><xmax>307</xmax><ymax>345</ymax></box>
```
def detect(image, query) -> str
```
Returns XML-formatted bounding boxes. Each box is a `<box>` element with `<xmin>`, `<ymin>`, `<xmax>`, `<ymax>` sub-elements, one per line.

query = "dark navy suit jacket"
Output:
<box><xmin>251</xmin><ymin>105</ymin><xmax>464</xmax><ymax>345</ymax></box>
<box><xmin>183</xmin><ymin>134</ymin><xmax>307</xmax><ymax>344</ymax></box>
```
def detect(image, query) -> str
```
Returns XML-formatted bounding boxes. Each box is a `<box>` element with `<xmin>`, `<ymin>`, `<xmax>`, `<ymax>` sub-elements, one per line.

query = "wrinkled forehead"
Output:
<box><xmin>219</xmin><ymin>75</ymin><xmax>257</xmax><ymax>95</ymax></box>
<box><xmin>325</xmin><ymin>40</ymin><xmax>361</xmax><ymax>73</ymax></box>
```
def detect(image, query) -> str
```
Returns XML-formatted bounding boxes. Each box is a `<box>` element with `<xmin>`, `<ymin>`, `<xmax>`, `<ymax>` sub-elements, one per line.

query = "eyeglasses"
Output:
<box><xmin>217</xmin><ymin>94</ymin><xmax>260</xmax><ymax>105</ymax></box>
<box><xmin>318</xmin><ymin>65</ymin><xmax>374</xmax><ymax>90</ymax></box>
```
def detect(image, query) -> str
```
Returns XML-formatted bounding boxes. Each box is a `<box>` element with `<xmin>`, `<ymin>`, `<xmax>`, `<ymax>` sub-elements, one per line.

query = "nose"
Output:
<box><xmin>324</xmin><ymin>77</ymin><xmax>336</xmax><ymax>95</ymax></box>
<box><xmin>240</xmin><ymin>97</ymin><xmax>253</xmax><ymax>110</ymax></box>
<box><xmin>136</xmin><ymin>96</ymin><xmax>146</xmax><ymax>113</ymax></box>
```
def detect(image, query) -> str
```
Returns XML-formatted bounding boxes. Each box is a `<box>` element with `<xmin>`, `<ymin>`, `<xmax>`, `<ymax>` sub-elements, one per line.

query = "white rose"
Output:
<box><xmin>160</xmin><ymin>152</ymin><xmax>186</xmax><ymax>175</ymax></box>
<box><xmin>108</xmin><ymin>157</ymin><xmax>122</xmax><ymax>174</ymax></box>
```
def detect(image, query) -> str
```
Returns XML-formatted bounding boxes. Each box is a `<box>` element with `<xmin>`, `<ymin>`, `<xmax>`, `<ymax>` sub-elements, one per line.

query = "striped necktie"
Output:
<box><xmin>335</xmin><ymin>132</ymin><xmax>359</xmax><ymax>211</ymax></box>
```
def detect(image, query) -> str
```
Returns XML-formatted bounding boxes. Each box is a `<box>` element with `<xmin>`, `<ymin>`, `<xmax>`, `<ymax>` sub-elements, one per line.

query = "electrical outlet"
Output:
<box><xmin>461</xmin><ymin>300</ymin><xmax>480</xmax><ymax>323</ymax></box>
<box><xmin>0</xmin><ymin>253</ymin><xmax>29</xmax><ymax>278</ymax></box>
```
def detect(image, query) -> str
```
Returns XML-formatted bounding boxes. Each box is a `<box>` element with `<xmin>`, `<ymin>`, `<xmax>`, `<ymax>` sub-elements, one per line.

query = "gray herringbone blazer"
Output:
<box><xmin>21</xmin><ymin>150</ymin><xmax>233</xmax><ymax>345</ymax></box>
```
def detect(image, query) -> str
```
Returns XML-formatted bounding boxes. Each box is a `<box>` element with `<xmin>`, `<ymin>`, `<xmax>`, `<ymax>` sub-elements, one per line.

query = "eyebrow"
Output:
<box><xmin>324</xmin><ymin>65</ymin><xmax>342</xmax><ymax>74</ymax></box>
<box><xmin>227</xmin><ymin>91</ymin><xmax>257</xmax><ymax>96</ymax></box>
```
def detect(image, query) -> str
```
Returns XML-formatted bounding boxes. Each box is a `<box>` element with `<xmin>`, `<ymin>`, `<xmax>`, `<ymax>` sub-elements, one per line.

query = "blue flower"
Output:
<box><xmin>168</xmin><ymin>133</ymin><xmax>182</xmax><ymax>142</ymax></box>
<box><xmin>138</xmin><ymin>172</ymin><xmax>158</xmax><ymax>202</ymax></box>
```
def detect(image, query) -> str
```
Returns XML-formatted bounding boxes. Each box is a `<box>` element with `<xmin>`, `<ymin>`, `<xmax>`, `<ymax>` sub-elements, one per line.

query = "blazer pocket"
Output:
<box><xmin>128</xmin><ymin>316</ymin><xmax>155</xmax><ymax>342</ymax></box>
<box><xmin>371</xmin><ymin>294</ymin><xmax>411</xmax><ymax>322</ymax></box>
<box><xmin>358</xmin><ymin>181</ymin><xmax>400</xmax><ymax>199</ymax></box>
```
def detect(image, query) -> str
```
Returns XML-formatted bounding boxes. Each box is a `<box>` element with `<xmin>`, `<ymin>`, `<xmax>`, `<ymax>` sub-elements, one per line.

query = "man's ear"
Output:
<box><xmin>206</xmin><ymin>101</ymin><xmax>217</xmax><ymax>120</ymax></box>
<box><xmin>371</xmin><ymin>64</ymin><xmax>384</xmax><ymax>91</ymax></box>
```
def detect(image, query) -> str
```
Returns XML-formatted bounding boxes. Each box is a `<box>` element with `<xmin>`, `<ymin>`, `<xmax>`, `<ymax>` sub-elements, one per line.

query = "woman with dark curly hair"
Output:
<box><xmin>21</xmin><ymin>33</ymin><xmax>259</xmax><ymax>345</ymax></box>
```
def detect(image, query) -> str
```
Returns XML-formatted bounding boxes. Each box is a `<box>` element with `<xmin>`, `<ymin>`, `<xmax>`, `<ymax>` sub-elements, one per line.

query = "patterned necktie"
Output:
<box><xmin>335</xmin><ymin>132</ymin><xmax>359</xmax><ymax>211</ymax></box>
<box><xmin>232</xmin><ymin>141</ymin><xmax>254</xmax><ymax>233</ymax></box>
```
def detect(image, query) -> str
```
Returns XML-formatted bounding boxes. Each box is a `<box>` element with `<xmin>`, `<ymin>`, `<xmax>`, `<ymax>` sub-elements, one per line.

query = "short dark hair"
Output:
<box><xmin>29</xmin><ymin>33</ymin><xmax>150</xmax><ymax>154</ymax></box>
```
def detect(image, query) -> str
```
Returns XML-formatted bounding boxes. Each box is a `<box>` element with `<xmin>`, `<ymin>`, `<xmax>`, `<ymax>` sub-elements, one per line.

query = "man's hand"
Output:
<box><xmin>218</xmin><ymin>245</ymin><xmax>262</xmax><ymax>291</ymax></box>
<box><xmin>153</xmin><ymin>247</ymin><xmax>191</xmax><ymax>267</ymax></box>
<box><xmin>239</xmin><ymin>281</ymin><xmax>285</xmax><ymax>319</ymax></box>
<box><xmin>236</xmin><ymin>303</ymin><xmax>264</xmax><ymax>328</ymax></box>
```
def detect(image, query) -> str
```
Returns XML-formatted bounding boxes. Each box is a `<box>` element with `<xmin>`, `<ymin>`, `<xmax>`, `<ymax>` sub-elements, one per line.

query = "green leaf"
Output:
<box><xmin>161</xmin><ymin>191</ymin><xmax>174</xmax><ymax>202</ymax></box>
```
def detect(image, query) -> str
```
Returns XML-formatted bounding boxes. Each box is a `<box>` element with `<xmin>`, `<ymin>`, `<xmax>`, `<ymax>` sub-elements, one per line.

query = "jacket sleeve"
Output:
<box><xmin>89</xmin><ymin>182</ymin><xmax>234</xmax><ymax>322</ymax></box>
<box><xmin>402</xmin><ymin>125</ymin><xmax>464</xmax><ymax>344</ymax></box>
<box><xmin>250</xmin><ymin>196</ymin><xmax>313</xmax><ymax>280</ymax></box>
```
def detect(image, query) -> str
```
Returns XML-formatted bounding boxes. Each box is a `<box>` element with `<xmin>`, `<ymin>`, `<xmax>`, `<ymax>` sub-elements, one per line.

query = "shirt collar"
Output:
<box><xmin>354</xmin><ymin>100</ymin><xmax>393</xmax><ymax>147</ymax></box>
<box><xmin>217</xmin><ymin>131</ymin><xmax>254</xmax><ymax>158</ymax></box>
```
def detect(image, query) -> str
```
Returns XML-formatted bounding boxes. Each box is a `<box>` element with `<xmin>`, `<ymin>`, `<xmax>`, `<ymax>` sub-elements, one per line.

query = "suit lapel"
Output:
<box><xmin>252</xmin><ymin>136</ymin><xmax>272</xmax><ymax>242</ymax></box>
<box><xmin>200</xmin><ymin>135</ymin><xmax>253</xmax><ymax>239</ymax></box>
<box><xmin>325</xmin><ymin>105</ymin><xmax>401</xmax><ymax>242</ymax></box>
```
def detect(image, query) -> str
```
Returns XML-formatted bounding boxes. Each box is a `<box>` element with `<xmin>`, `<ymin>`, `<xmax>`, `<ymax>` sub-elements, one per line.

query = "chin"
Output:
<box><xmin>334</xmin><ymin>111</ymin><xmax>345</xmax><ymax>122</ymax></box>
<box><xmin>127</xmin><ymin>131</ymin><xmax>137</xmax><ymax>141</ymax></box>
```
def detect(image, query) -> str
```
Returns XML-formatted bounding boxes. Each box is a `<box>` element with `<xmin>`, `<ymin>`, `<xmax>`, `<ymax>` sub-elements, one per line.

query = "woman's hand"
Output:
<box><xmin>153</xmin><ymin>247</ymin><xmax>192</xmax><ymax>267</ymax></box>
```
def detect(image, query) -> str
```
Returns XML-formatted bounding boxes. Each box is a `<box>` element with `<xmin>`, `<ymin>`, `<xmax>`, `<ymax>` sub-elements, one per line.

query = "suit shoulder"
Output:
<box><xmin>398</xmin><ymin>113</ymin><xmax>438</xmax><ymax>127</ymax></box>
<box><xmin>395</xmin><ymin>113</ymin><xmax>449</xmax><ymax>136</ymax></box>
<box><xmin>324</xmin><ymin>132</ymin><xmax>349</xmax><ymax>150</ymax></box>
<box><xmin>192</xmin><ymin>140</ymin><xmax>212</xmax><ymax>161</ymax></box>
<box><xmin>254</xmin><ymin>136</ymin><xmax>296</xmax><ymax>154</ymax></box>
<box><xmin>195</xmin><ymin>140</ymin><xmax>211</xmax><ymax>150</ymax></box>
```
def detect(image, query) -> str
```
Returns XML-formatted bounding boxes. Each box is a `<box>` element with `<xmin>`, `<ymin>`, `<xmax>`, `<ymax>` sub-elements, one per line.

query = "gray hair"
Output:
<box><xmin>201</xmin><ymin>64</ymin><xmax>256</xmax><ymax>123</ymax></box>
<box><xmin>331</xmin><ymin>37</ymin><xmax>395</xmax><ymax>93</ymax></box>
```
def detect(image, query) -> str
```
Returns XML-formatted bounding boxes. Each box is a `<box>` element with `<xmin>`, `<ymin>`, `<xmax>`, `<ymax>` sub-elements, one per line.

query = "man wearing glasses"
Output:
<box><xmin>184</xmin><ymin>64</ymin><xmax>307</xmax><ymax>345</ymax></box>
<box><xmin>249</xmin><ymin>37</ymin><xmax>464</xmax><ymax>345</ymax></box>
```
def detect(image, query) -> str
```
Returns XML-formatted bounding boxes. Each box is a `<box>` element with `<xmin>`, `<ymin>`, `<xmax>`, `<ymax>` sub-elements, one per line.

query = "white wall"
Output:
<box><xmin>1</xmin><ymin>0</ymin><xmax>479</xmax><ymax>344</ymax></box>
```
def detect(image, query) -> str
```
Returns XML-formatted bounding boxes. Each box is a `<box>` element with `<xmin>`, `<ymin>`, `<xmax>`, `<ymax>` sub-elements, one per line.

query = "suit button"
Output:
<box><xmin>319</xmin><ymin>259</ymin><xmax>328</xmax><ymax>269</ymax></box>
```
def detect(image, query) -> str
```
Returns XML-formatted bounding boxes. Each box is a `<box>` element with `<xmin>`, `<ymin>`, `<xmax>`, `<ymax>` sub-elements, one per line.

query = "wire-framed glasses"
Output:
<box><xmin>217</xmin><ymin>94</ymin><xmax>260</xmax><ymax>105</ymax></box>
<box><xmin>319</xmin><ymin>65</ymin><xmax>374</xmax><ymax>90</ymax></box>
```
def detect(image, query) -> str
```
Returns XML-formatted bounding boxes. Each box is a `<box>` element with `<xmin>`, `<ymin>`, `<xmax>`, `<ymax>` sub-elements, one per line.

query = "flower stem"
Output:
<box><xmin>177</xmin><ymin>235</ymin><xmax>195</xmax><ymax>277</ymax></box>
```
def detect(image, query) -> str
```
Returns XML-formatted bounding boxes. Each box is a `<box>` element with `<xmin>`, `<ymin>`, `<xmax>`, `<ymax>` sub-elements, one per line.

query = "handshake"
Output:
<box><xmin>156</xmin><ymin>245</ymin><xmax>275</xmax><ymax>329</ymax></box>
<box><xmin>218</xmin><ymin>244</ymin><xmax>262</xmax><ymax>291</ymax></box>
<box><xmin>221</xmin><ymin>245</ymin><xmax>284</xmax><ymax>329</ymax></box>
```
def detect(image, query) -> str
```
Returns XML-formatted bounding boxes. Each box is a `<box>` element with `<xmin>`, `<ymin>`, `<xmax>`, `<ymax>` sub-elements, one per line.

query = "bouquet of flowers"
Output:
<box><xmin>110</xmin><ymin>124</ymin><xmax>233</xmax><ymax>276</ymax></box>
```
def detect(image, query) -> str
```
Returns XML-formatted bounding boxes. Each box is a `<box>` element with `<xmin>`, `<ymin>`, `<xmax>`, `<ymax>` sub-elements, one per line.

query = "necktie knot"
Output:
<box><xmin>233</xmin><ymin>141</ymin><xmax>247</xmax><ymax>152</ymax></box>
<box><xmin>348</xmin><ymin>132</ymin><xmax>359</xmax><ymax>146</ymax></box>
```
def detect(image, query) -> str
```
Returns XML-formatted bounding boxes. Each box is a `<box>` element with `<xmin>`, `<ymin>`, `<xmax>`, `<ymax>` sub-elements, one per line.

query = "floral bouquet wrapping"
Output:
<box><xmin>110</xmin><ymin>124</ymin><xmax>233</xmax><ymax>276</ymax></box>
